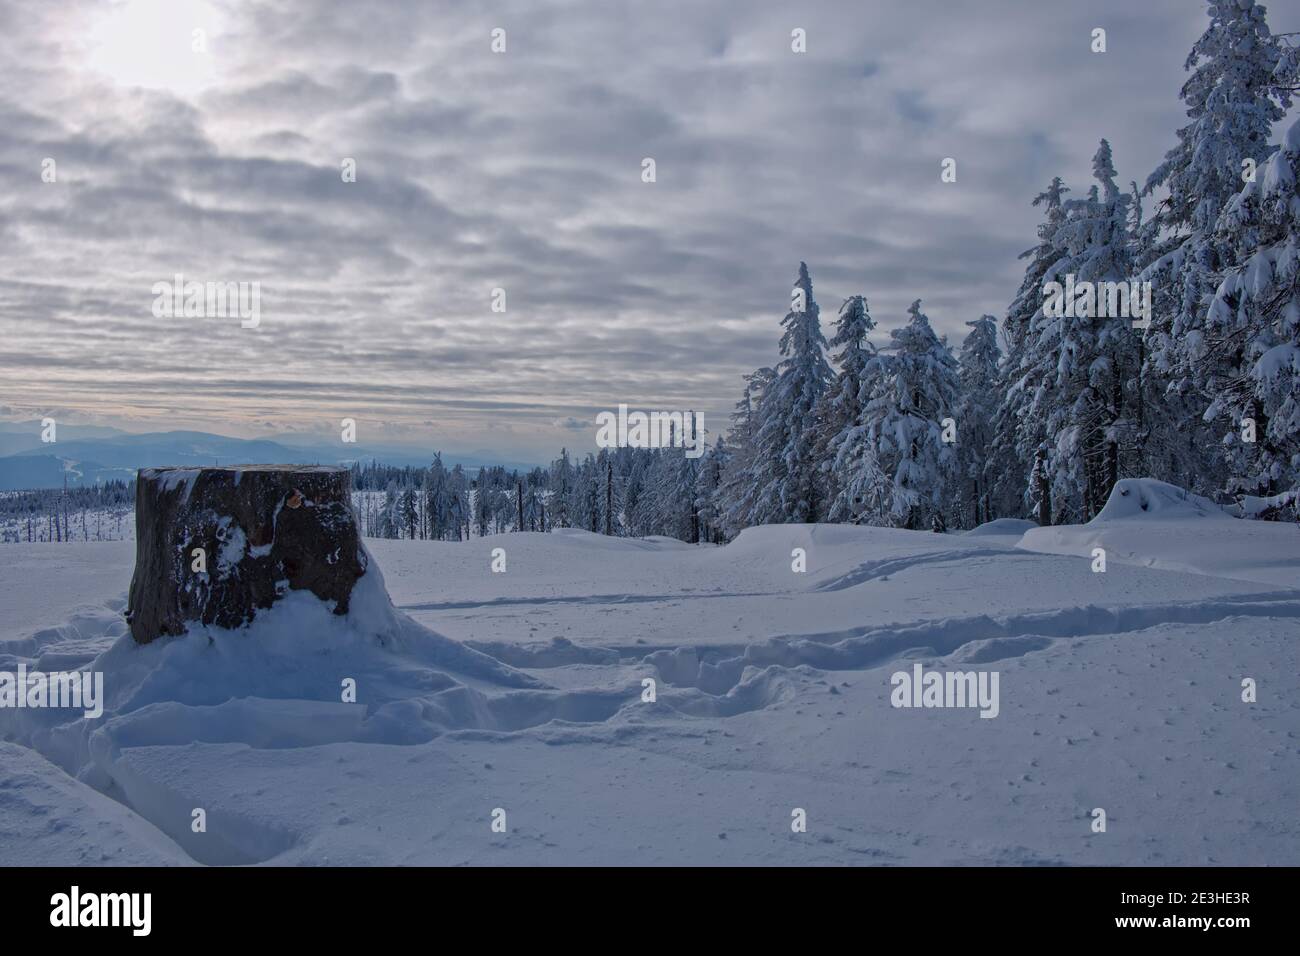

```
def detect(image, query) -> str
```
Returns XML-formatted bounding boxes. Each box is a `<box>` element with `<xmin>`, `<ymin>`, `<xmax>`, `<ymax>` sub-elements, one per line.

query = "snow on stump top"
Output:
<box><xmin>126</xmin><ymin>465</ymin><xmax>367</xmax><ymax>645</ymax></box>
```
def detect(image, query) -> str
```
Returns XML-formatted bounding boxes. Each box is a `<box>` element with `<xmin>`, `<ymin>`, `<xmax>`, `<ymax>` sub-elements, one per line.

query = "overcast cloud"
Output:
<box><xmin>1</xmin><ymin>0</ymin><xmax>1290</xmax><ymax>461</ymax></box>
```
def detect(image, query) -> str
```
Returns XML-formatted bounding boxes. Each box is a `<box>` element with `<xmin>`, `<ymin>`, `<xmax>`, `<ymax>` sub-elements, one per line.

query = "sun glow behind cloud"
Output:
<box><xmin>79</xmin><ymin>0</ymin><xmax>226</xmax><ymax>96</ymax></box>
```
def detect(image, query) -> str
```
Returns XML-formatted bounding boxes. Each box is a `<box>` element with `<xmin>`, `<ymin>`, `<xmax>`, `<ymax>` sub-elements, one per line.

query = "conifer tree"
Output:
<box><xmin>1206</xmin><ymin>116</ymin><xmax>1300</xmax><ymax>505</ymax></box>
<box><xmin>955</xmin><ymin>315</ymin><xmax>1001</xmax><ymax>527</ymax></box>
<box><xmin>855</xmin><ymin>300</ymin><xmax>960</xmax><ymax>528</ymax></box>
<box><xmin>745</xmin><ymin>262</ymin><xmax>833</xmax><ymax>524</ymax></box>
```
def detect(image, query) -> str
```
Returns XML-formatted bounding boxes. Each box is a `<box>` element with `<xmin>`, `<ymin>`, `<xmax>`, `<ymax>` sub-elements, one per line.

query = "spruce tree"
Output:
<box><xmin>1206</xmin><ymin>116</ymin><xmax>1300</xmax><ymax>505</ymax></box>
<box><xmin>818</xmin><ymin>293</ymin><xmax>879</xmax><ymax>520</ymax></box>
<box><xmin>955</xmin><ymin>315</ymin><xmax>1001</xmax><ymax>527</ymax></box>
<box><xmin>990</xmin><ymin>177</ymin><xmax>1069</xmax><ymax>520</ymax></box>
<box><xmin>1141</xmin><ymin>0</ymin><xmax>1295</xmax><ymax>493</ymax></box>
<box><xmin>718</xmin><ymin>366</ymin><xmax>775</xmax><ymax>537</ymax></box>
<box><xmin>856</xmin><ymin>300</ymin><xmax>959</xmax><ymax>529</ymax></box>
<box><xmin>1023</xmin><ymin>142</ymin><xmax>1143</xmax><ymax>520</ymax></box>
<box><xmin>746</xmin><ymin>262</ymin><xmax>833</xmax><ymax>524</ymax></box>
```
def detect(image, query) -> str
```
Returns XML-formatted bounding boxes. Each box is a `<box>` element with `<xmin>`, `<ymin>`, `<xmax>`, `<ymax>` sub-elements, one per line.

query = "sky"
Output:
<box><xmin>1</xmin><ymin>0</ymin><xmax>1294</xmax><ymax>463</ymax></box>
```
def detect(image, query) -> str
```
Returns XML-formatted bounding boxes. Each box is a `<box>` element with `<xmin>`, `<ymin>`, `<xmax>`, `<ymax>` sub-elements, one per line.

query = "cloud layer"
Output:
<box><xmin>0</xmin><ymin>0</ymin><xmax>1280</xmax><ymax>460</ymax></box>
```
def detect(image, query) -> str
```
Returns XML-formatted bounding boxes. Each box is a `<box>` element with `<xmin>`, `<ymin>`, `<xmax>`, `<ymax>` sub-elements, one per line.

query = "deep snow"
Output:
<box><xmin>1</xmin><ymin>494</ymin><xmax>1297</xmax><ymax>865</ymax></box>
<box><xmin>1019</xmin><ymin>478</ymin><xmax>1300</xmax><ymax>586</ymax></box>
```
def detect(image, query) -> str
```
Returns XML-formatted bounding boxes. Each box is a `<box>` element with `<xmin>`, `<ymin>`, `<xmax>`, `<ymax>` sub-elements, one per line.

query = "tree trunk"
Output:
<box><xmin>126</xmin><ymin>465</ymin><xmax>366</xmax><ymax>645</ymax></box>
<box><xmin>1035</xmin><ymin>448</ymin><xmax>1051</xmax><ymax>527</ymax></box>
<box><xmin>1105</xmin><ymin>439</ymin><xmax>1119</xmax><ymax>506</ymax></box>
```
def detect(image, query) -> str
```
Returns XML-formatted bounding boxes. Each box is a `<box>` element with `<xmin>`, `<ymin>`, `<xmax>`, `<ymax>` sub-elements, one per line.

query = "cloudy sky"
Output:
<box><xmin>1</xmin><ymin>0</ymin><xmax>1294</xmax><ymax>462</ymax></box>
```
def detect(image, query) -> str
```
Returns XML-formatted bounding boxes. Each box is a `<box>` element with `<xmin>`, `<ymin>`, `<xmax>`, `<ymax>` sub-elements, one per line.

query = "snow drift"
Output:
<box><xmin>1018</xmin><ymin>477</ymin><xmax>1298</xmax><ymax>585</ymax></box>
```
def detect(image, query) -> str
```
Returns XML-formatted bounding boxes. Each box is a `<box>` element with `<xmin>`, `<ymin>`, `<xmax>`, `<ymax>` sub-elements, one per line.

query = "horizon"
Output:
<box><xmin>0</xmin><ymin>417</ymin><xmax>557</xmax><ymax>473</ymax></box>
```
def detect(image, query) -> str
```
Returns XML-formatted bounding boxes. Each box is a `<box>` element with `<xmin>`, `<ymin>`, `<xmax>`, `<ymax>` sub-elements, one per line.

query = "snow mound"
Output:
<box><xmin>545</xmin><ymin>527</ymin><xmax>696</xmax><ymax>551</ymax></box>
<box><xmin>1090</xmin><ymin>478</ymin><xmax>1229</xmax><ymax>522</ymax></box>
<box><xmin>3</xmin><ymin>544</ymin><xmax>566</xmax><ymax>781</ymax></box>
<box><xmin>0</xmin><ymin>541</ymin><xmax>687</xmax><ymax>862</ymax></box>
<box><xmin>1019</xmin><ymin>480</ymin><xmax>1299</xmax><ymax>586</ymax></box>
<box><xmin>724</xmin><ymin>522</ymin><xmax>897</xmax><ymax>556</ymax></box>
<box><xmin>964</xmin><ymin>518</ymin><xmax>1038</xmax><ymax>537</ymax></box>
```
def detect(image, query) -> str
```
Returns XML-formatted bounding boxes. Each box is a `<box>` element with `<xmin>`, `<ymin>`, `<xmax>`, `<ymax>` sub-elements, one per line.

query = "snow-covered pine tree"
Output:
<box><xmin>1145</xmin><ymin>0</ymin><xmax>1293</xmax><ymax>246</ymax></box>
<box><xmin>522</xmin><ymin>467</ymin><xmax>546</xmax><ymax>532</ymax></box>
<box><xmin>629</xmin><ymin>446</ymin><xmax>666</xmax><ymax>537</ymax></box>
<box><xmin>1026</xmin><ymin>141</ymin><xmax>1143</xmax><ymax>521</ymax></box>
<box><xmin>955</xmin><ymin>315</ymin><xmax>1000</xmax><ymax>527</ymax></box>
<box><xmin>816</xmin><ymin>293</ymin><xmax>879</xmax><ymax>521</ymax></box>
<box><xmin>1125</xmin><ymin>177</ymin><xmax>1169</xmax><ymax>483</ymax></box>
<box><xmin>594</xmin><ymin>447</ymin><xmax>621</xmax><ymax>536</ymax></box>
<box><xmin>718</xmin><ymin>366</ymin><xmax>775</xmax><ymax>537</ymax></box>
<box><xmin>424</xmin><ymin>453</ymin><xmax>448</xmax><ymax>539</ymax></box>
<box><xmin>622</xmin><ymin>450</ymin><xmax>652</xmax><ymax>536</ymax></box>
<box><xmin>379</xmin><ymin>483</ymin><xmax>400</xmax><ymax>538</ymax></box>
<box><xmin>670</xmin><ymin>415</ymin><xmax>703</xmax><ymax>542</ymax></box>
<box><xmin>548</xmin><ymin>449</ymin><xmax>574</xmax><ymax>528</ymax></box>
<box><xmin>1206</xmin><ymin>115</ymin><xmax>1300</xmax><ymax>505</ymax></box>
<box><xmin>695</xmin><ymin>436</ymin><xmax>727</xmax><ymax>543</ymax></box>
<box><xmin>652</xmin><ymin>439</ymin><xmax>702</xmax><ymax>541</ymax></box>
<box><xmin>745</xmin><ymin>262</ymin><xmax>833</xmax><ymax>525</ymax></box>
<box><xmin>1141</xmin><ymin>0</ymin><xmax>1296</xmax><ymax>494</ymax></box>
<box><xmin>473</xmin><ymin>475</ymin><xmax>492</xmax><ymax>536</ymax></box>
<box><xmin>571</xmin><ymin>454</ymin><xmax>599</xmax><ymax>532</ymax></box>
<box><xmin>989</xmin><ymin>177</ymin><xmax>1068</xmax><ymax>521</ymax></box>
<box><xmin>447</xmin><ymin>464</ymin><xmax>470</xmax><ymax>540</ymax></box>
<box><xmin>829</xmin><ymin>374</ymin><xmax>889</xmax><ymax>525</ymax></box>
<box><xmin>855</xmin><ymin>300</ymin><xmax>959</xmax><ymax>529</ymax></box>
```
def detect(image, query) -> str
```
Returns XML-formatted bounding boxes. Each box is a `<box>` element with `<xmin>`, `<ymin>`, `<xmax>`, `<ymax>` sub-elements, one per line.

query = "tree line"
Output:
<box><xmin>0</xmin><ymin>480</ymin><xmax>134</xmax><ymax>543</ymax></box>
<box><xmin>711</xmin><ymin>2</ymin><xmax>1300</xmax><ymax>534</ymax></box>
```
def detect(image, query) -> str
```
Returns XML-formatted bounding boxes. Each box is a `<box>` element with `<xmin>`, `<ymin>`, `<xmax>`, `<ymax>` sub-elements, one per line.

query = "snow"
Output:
<box><xmin>1089</xmin><ymin>478</ymin><xmax>1226</xmax><ymax>522</ymax></box>
<box><xmin>215</xmin><ymin>519</ymin><xmax>248</xmax><ymax>576</ymax></box>
<box><xmin>1287</xmin><ymin>116</ymin><xmax>1300</xmax><ymax>154</ymax></box>
<box><xmin>1253</xmin><ymin>342</ymin><xmax>1300</xmax><ymax>383</ymax></box>
<box><xmin>1233</xmin><ymin>488</ymin><xmax>1299</xmax><ymax>518</ymax></box>
<box><xmin>140</xmin><ymin>467</ymin><xmax>200</xmax><ymax>504</ymax></box>
<box><xmin>1018</xmin><ymin>478</ymin><xmax>1298</xmax><ymax>586</ymax></box>
<box><xmin>0</xmin><ymin>743</ymin><xmax>193</xmax><ymax>866</ymax></box>
<box><xmin>965</xmin><ymin>517</ymin><xmax>1038</xmax><ymax>538</ymax></box>
<box><xmin>1</xmin><ymin>504</ymin><xmax>1297</xmax><ymax>865</ymax></box>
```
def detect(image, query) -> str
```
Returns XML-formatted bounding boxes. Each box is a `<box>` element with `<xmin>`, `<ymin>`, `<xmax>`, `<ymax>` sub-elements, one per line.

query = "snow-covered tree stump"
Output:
<box><xmin>126</xmin><ymin>465</ymin><xmax>366</xmax><ymax>645</ymax></box>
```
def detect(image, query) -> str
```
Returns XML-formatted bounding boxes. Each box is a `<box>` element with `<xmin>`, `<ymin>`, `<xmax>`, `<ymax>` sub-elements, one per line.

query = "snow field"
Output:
<box><xmin>0</xmin><ymin>500</ymin><xmax>1297</xmax><ymax>865</ymax></box>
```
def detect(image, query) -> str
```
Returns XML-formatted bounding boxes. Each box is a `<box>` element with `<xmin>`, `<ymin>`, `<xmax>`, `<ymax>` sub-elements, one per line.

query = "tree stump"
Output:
<box><xmin>126</xmin><ymin>465</ymin><xmax>367</xmax><ymax>645</ymax></box>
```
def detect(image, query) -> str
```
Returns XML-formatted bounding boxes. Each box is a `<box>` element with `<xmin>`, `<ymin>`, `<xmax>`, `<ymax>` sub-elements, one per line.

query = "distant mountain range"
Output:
<box><xmin>0</xmin><ymin>422</ymin><xmax>542</xmax><ymax>490</ymax></box>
